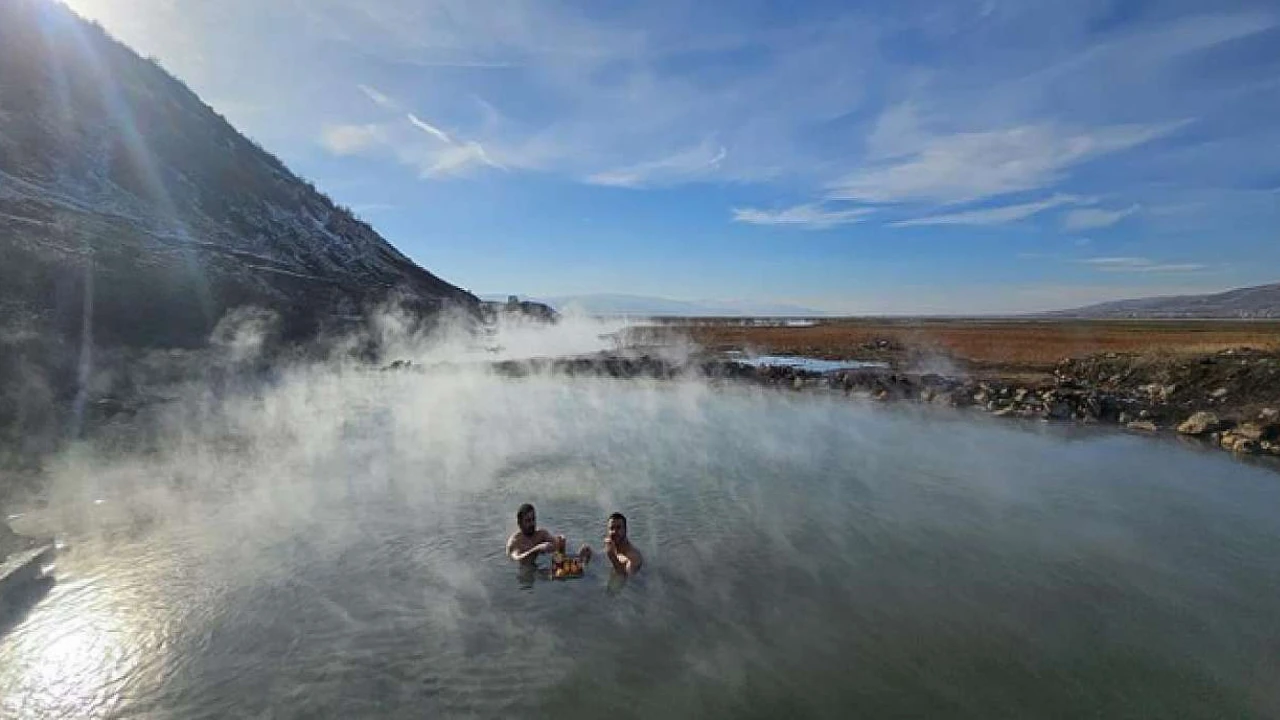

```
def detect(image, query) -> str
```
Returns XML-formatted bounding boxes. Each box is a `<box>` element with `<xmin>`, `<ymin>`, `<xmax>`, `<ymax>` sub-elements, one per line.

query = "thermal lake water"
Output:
<box><xmin>724</xmin><ymin>352</ymin><xmax>888</xmax><ymax>373</ymax></box>
<box><xmin>2</xmin><ymin>370</ymin><xmax>1279</xmax><ymax>718</ymax></box>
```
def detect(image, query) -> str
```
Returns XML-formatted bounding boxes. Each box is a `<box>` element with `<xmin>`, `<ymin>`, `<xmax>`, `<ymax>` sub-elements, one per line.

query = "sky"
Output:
<box><xmin>60</xmin><ymin>0</ymin><xmax>1280</xmax><ymax>314</ymax></box>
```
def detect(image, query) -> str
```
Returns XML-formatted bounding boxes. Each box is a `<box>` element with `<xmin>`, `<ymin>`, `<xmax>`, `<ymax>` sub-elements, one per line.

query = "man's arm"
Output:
<box><xmin>509</xmin><ymin>530</ymin><xmax>556</xmax><ymax>562</ymax></box>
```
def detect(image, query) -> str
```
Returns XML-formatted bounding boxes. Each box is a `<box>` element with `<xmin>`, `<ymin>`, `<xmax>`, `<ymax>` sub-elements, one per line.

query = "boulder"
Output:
<box><xmin>1044</xmin><ymin>401</ymin><xmax>1073</xmax><ymax>420</ymax></box>
<box><xmin>1080</xmin><ymin>395</ymin><xmax>1102</xmax><ymax>420</ymax></box>
<box><xmin>1220</xmin><ymin>432</ymin><xmax>1260</xmax><ymax>454</ymax></box>
<box><xmin>1127</xmin><ymin>420</ymin><xmax>1159</xmax><ymax>432</ymax></box>
<box><xmin>1259</xmin><ymin>408</ymin><xmax>1279</xmax><ymax>423</ymax></box>
<box><xmin>1232</xmin><ymin>423</ymin><xmax>1276</xmax><ymax>442</ymax></box>
<box><xmin>1177</xmin><ymin>411</ymin><xmax>1222</xmax><ymax>436</ymax></box>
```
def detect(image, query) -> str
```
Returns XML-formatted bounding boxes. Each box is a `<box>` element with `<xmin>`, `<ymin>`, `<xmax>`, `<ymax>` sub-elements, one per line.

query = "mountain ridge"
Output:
<box><xmin>0</xmin><ymin>0</ymin><xmax>476</xmax><ymax>349</ymax></box>
<box><xmin>1045</xmin><ymin>282</ymin><xmax>1280</xmax><ymax>319</ymax></box>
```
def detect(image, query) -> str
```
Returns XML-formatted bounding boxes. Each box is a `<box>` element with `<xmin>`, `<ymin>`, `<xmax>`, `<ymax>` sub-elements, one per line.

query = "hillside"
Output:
<box><xmin>1049</xmin><ymin>283</ymin><xmax>1280</xmax><ymax>319</ymax></box>
<box><xmin>0</xmin><ymin>0</ymin><xmax>477</xmax><ymax>350</ymax></box>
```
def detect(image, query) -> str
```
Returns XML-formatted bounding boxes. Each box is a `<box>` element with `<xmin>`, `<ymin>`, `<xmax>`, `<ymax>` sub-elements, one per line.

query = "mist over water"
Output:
<box><xmin>3</xmin><ymin>317</ymin><xmax>1280</xmax><ymax>718</ymax></box>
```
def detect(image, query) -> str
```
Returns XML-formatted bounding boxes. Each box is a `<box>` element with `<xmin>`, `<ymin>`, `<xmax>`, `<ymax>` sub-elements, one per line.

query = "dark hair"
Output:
<box><xmin>517</xmin><ymin>503</ymin><xmax>535</xmax><ymax>523</ymax></box>
<box><xmin>608</xmin><ymin>512</ymin><xmax>627</xmax><ymax>530</ymax></box>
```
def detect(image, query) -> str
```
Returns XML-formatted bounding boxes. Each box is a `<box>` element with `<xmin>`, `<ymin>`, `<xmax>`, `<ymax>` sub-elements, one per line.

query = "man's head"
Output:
<box><xmin>606</xmin><ymin>512</ymin><xmax>627</xmax><ymax>544</ymax></box>
<box><xmin>517</xmin><ymin>503</ymin><xmax>537</xmax><ymax>537</ymax></box>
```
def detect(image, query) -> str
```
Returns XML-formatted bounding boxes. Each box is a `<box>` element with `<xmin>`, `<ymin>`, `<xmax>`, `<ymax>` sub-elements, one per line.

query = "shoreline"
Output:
<box><xmin>478</xmin><ymin>347</ymin><xmax>1280</xmax><ymax>464</ymax></box>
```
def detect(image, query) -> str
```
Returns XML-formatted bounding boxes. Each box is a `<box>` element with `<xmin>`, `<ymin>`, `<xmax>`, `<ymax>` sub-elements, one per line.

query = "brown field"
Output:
<box><xmin>644</xmin><ymin>319</ymin><xmax>1280</xmax><ymax>380</ymax></box>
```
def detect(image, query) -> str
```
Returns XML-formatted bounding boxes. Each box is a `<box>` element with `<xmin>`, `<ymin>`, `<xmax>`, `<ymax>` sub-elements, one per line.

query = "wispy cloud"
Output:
<box><xmin>587</xmin><ymin>142</ymin><xmax>728</xmax><ymax>188</ymax></box>
<box><xmin>1061</xmin><ymin>205</ymin><xmax>1139</xmax><ymax>231</ymax></box>
<box><xmin>732</xmin><ymin>203</ymin><xmax>874</xmax><ymax>229</ymax></box>
<box><xmin>419</xmin><ymin>141</ymin><xmax>506</xmax><ymax>178</ymax></box>
<box><xmin>320</xmin><ymin>123</ymin><xmax>384</xmax><ymax>155</ymax></box>
<box><xmin>407</xmin><ymin>113</ymin><xmax>454</xmax><ymax>144</ymax></box>
<box><xmin>357</xmin><ymin>84</ymin><xmax>397</xmax><ymax>110</ymax></box>
<box><xmin>69</xmin><ymin>0</ymin><xmax>1276</xmax><ymax>311</ymax></box>
<box><xmin>318</xmin><ymin>109</ymin><xmax>504</xmax><ymax>178</ymax></box>
<box><xmin>1080</xmin><ymin>257</ymin><xmax>1208</xmax><ymax>273</ymax></box>
<box><xmin>830</xmin><ymin>121</ymin><xmax>1185</xmax><ymax>205</ymax></box>
<box><xmin>892</xmin><ymin>194</ymin><xmax>1081</xmax><ymax>227</ymax></box>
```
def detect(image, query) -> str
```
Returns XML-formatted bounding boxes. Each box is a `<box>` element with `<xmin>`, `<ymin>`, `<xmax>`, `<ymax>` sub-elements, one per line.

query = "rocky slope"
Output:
<box><xmin>0</xmin><ymin>0</ymin><xmax>477</xmax><ymax>352</ymax></box>
<box><xmin>0</xmin><ymin>0</ymin><xmax>486</xmax><ymax>485</ymax></box>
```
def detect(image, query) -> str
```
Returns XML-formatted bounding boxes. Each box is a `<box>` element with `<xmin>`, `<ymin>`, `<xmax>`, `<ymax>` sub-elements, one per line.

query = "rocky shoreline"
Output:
<box><xmin>476</xmin><ymin>347</ymin><xmax>1280</xmax><ymax>462</ymax></box>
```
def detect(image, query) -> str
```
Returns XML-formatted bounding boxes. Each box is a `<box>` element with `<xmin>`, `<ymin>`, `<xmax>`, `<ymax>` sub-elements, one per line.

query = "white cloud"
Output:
<box><xmin>319</xmin><ymin>123</ymin><xmax>384</xmax><ymax>155</ymax></box>
<box><xmin>732</xmin><ymin>203</ymin><xmax>874</xmax><ymax>229</ymax></box>
<box><xmin>892</xmin><ymin>194</ymin><xmax>1081</xmax><ymax>227</ymax></box>
<box><xmin>830</xmin><ymin>121</ymin><xmax>1184</xmax><ymax>205</ymax></box>
<box><xmin>407</xmin><ymin>113</ymin><xmax>454</xmax><ymax>144</ymax></box>
<box><xmin>1080</xmin><ymin>257</ymin><xmax>1207</xmax><ymax>273</ymax></box>
<box><xmin>587</xmin><ymin>142</ymin><xmax>728</xmax><ymax>188</ymax></box>
<box><xmin>1061</xmin><ymin>205</ymin><xmax>1139</xmax><ymax>231</ymax></box>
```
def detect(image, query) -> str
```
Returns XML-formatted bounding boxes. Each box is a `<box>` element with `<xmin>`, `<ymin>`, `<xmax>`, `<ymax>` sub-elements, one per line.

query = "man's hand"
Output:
<box><xmin>603</xmin><ymin>537</ymin><xmax>628</xmax><ymax>573</ymax></box>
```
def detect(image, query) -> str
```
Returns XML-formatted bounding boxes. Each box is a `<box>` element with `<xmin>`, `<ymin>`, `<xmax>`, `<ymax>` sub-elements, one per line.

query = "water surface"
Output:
<box><xmin>2</xmin><ymin>373</ymin><xmax>1279</xmax><ymax>718</ymax></box>
<box><xmin>725</xmin><ymin>352</ymin><xmax>888</xmax><ymax>373</ymax></box>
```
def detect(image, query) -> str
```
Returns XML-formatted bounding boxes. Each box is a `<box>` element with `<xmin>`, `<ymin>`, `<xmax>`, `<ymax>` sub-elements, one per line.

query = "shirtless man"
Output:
<box><xmin>603</xmin><ymin>512</ymin><xmax>642</xmax><ymax>576</ymax></box>
<box><xmin>505</xmin><ymin>503</ymin><xmax>592</xmax><ymax>566</ymax></box>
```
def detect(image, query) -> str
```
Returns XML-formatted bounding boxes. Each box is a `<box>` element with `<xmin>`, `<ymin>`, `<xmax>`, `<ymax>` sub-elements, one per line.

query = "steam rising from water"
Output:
<box><xmin>4</xmin><ymin>312</ymin><xmax>1280</xmax><ymax>718</ymax></box>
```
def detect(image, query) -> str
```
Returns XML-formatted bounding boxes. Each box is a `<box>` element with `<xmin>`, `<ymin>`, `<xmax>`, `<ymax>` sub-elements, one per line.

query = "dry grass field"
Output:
<box><xmin>642</xmin><ymin>319</ymin><xmax>1280</xmax><ymax>379</ymax></box>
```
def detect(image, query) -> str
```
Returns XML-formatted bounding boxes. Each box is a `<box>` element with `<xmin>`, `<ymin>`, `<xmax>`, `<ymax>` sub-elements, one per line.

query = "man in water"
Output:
<box><xmin>603</xmin><ymin>512</ymin><xmax>642</xmax><ymax>576</ymax></box>
<box><xmin>505</xmin><ymin>503</ymin><xmax>592</xmax><ymax>566</ymax></box>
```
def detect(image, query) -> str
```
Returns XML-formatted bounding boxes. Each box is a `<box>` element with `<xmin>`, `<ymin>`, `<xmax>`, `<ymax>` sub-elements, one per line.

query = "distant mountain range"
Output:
<box><xmin>0</xmin><ymin>0</ymin><xmax>475</xmax><ymax>350</ymax></box>
<box><xmin>481</xmin><ymin>294</ymin><xmax>826</xmax><ymax>317</ymax></box>
<box><xmin>1049</xmin><ymin>282</ymin><xmax>1280</xmax><ymax>319</ymax></box>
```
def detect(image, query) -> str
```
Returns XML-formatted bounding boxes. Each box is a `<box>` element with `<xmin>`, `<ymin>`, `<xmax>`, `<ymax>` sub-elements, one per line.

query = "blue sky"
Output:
<box><xmin>63</xmin><ymin>0</ymin><xmax>1280</xmax><ymax>313</ymax></box>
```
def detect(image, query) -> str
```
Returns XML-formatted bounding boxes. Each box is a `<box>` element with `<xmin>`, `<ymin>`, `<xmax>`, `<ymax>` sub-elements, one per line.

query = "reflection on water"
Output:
<box><xmin>2</xmin><ymin>375</ymin><xmax>1280</xmax><ymax>718</ymax></box>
